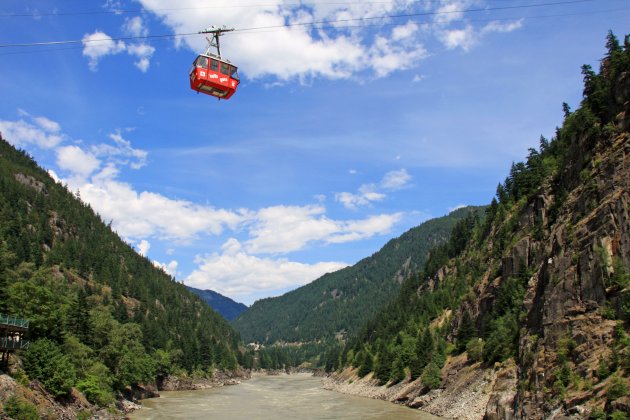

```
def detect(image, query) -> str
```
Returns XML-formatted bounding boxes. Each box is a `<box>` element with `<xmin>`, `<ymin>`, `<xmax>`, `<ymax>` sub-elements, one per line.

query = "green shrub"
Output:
<box><xmin>589</xmin><ymin>407</ymin><xmax>606</xmax><ymax>420</ymax></box>
<box><xmin>421</xmin><ymin>362</ymin><xmax>442</xmax><ymax>390</ymax></box>
<box><xmin>465</xmin><ymin>338</ymin><xmax>484</xmax><ymax>362</ymax></box>
<box><xmin>610</xmin><ymin>411</ymin><xmax>628</xmax><ymax>420</ymax></box>
<box><xmin>607</xmin><ymin>375</ymin><xmax>629</xmax><ymax>401</ymax></box>
<box><xmin>3</xmin><ymin>396</ymin><xmax>38</xmax><ymax>420</ymax></box>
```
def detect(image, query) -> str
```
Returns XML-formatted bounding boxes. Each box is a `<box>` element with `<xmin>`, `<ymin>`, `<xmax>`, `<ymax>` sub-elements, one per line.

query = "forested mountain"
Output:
<box><xmin>233</xmin><ymin>206</ymin><xmax>484</xmax><ymax>344</ymax></box>
<box><xmin>333</xmin><ymin>32</ymin><xmax>630</xmax><ymax>419</ymax></box>
<box><xmin>186</xmin><ymin>286</ymin><xmax>248</xmax><ymax>321</ymax></box>
<box><xmin>0</xmin><ymin>138</ymin><xmax>241</xmax><ymax>406</ymax></box>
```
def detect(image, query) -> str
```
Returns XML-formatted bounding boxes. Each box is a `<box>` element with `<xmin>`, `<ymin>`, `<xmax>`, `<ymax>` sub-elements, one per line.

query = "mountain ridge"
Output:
<box><xmin>233</xmin><ymin>205</ymin><xmax>485</xmax><ymax>344</ymax></box>
<box><xmin>186</xmin><ymin>286</ymin><xmax>248</xmax><ymax>321</ymax></box>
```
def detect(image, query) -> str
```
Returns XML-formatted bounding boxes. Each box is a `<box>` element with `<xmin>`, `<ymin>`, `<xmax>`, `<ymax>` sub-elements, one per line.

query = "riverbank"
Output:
<box><xmin>157</xmin><ymin>368</ymin><xmax>250</xmax><ymax>391</ymax></box>
<box><xmin>322</xmin><ymin>354</ymin><xmax>518</xmax><ymax>420</ymax></box>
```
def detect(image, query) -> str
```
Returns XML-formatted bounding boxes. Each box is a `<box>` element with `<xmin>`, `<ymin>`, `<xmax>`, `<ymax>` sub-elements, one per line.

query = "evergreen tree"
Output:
<box><xmin>456</xmin><ymin>310</ymin><xmax>476</xmax><ymax>353</ymax></box>
<box><xmin>411</xmin><ymin>328</ymin><xmax>433</xmax><ymax>379</ymax></box>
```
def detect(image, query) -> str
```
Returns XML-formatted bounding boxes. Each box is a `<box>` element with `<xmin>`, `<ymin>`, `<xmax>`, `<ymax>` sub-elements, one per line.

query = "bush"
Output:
<box><xmin>610</xmin><ymin>411</ymin><xmax>628</xmax><ymax>420</ymax></box>
<box><xmin>465</xmin><ymin>338</ymin><xmax>484</xmax><ymax>362</ymax></box>
<box><xmin>589</xmin><ymin>407</ymin><xmax>606</xmax><ymax>420</ymax></box>
<box><xmin>421</xmin><ymin>362</ymin><xmax>442</xmax><ymax>390</ymax></box>
<box><xmin>607</xmin><ymin>375</ymin><xmax>629</xmax><ymax>401</ymax></box>
<box><xmin>76</xmin><ymin>374</ymin><xmax>113</xmax><ymax>406</ymax></box>
<box><xmin>3</xmin><ymin>396</ymin><xmax>38</xmax><ymax>420</ymax></box>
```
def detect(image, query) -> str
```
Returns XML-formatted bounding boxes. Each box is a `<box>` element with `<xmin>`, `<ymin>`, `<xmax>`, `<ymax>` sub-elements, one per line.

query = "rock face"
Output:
<box><xmin>0</xmin><ymin>374</ymin><xmax>122</xmax><ymax>419</ymax></box>
<box><xmin>329</xmin><ymin>41</ymin><xmax>630</xmax><ymax>419</ymax></box>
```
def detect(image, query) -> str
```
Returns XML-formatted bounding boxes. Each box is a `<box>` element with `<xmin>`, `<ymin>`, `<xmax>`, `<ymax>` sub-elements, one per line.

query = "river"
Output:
<box><xmin>130</xmin><ymin>373</ymin><xmax>439</xmax><ymax>419</ymax></box>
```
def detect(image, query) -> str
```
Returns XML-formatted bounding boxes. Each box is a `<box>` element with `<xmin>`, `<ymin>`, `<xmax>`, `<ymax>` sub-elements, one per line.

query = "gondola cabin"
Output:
<box><xmin>190</xmin><ymin>54</ymin><xmax>239</xmax><ymax>100</ymax></box>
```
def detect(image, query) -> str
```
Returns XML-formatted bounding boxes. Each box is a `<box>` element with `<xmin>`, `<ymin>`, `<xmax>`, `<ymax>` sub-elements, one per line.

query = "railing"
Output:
<box><xmin>0</xmin><ymin>313</ymin><xmax>29</xmax><ymax>329</ymax></box>
<box><xmin>0</xmin><ymin>337</ymin><xmax>29</xmax><ymax>350</ymax></box>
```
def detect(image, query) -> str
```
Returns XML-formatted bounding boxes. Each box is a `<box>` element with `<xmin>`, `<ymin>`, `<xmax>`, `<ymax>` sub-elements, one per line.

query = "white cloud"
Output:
<box><xmin>244</xmin><ymin>205</ymin><xmax>339</xmax><ymax>254</ymax></box>
<box><xmin>33</xmin><ymin>116</ymin><xmax>61</xmax><ymax>133</ymax></box>
<box><xmin>481</xmin><ymin>19</ymin><xmax>524</xmax><ymax>35</ymax></box>
<box><xmin>124</xmin><ymin>16</ymin><xmax>149</xmax><ymax>37</ymax></box>
<box><xmin>244</xmin><ymin>204</ymin><xmax>401</xmax><ymax>254</ymax></box>
<box><xmin>79</xmin><ymin>179</ymin><xmax>246</xmax><ymax>240</ymax></box>
<box><xmin>438</xmin><ymin>25</ymin><xmax>477</xmax><ymax>51</ymax></box>
<box><xmin>0</xmin><ymin>111</ymin><xmax>63</xmax><ymax>149</ymax></box>
<box><xmin>82</xmin><ymin>19</ymin><xmax>155</xmax><ymax>72</ymax></box>
<box><xmin>91</xmin><ymin>130</ymin><xmax>148</xmax><ymax>169</ymax></box>
<box><xmin>326</xmin><ymin>213</ymin><xmax>403</xmax><ymax>244</ymax></box>
<box><xmin>380</xmin><ymin>168</ymin><xmax>412</xmax><ymax>190</ymax></box>
<box><xmin>136</xmin><ymin>0</ymin><xmax>428</xmax><ymax>81</ymax></box>
<box><xmin>56</xmin><ymin>145</ymin><xmax>101</xmax><ymax>179</ymax></box>
<box><xmin>82</xmin><ymin>31</ymin><xmax>126</xmax><ymax>71</ymax></box>
<box><xmin>336</xmin><ymin>169</ymin><xmax>412</xmax><ymax>209</ymax></box>
<box><xmin>392</xmin><ymin>21</ymin><xmax>419</xmax><ymax>41</ymax></box>
<box><xmin>186</xmin><ymin>243</ymin><xmax>348</xmax><ymax>304</ymax></box>
<box><xmin>153</xmin><ymin>259</ymin><xmax>178</xmax><ymax>277</ymax></box>
<box><xmin>137</xmin><ymin>239</ymin><xmax>151</xmax><ymax>256</ymax></box>
<box><xmin>412</xmin><ymin>74</ymin><xmax>426</xmax><ymax>83</ymax></box>
<box><xmin>127</xmin><ymin>43</ymin><xmax>156</xmax><ymax>72</ymax></box>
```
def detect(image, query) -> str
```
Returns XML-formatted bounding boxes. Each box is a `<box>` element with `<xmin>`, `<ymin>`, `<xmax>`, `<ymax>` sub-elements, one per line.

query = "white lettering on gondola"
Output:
<box><xmin>209</xmin><ymin>74</ymin><xmax>219</xmax><ymax>79</ymax></box>
<box><xmin>220</xmin><ymin>77</ymin><xmax>228</xmax><ymax>82</ymax></box>
<box><xmin>200</xmin><ymin>71</ymin><xmax>206</xmax><ymax>77</ymax></box>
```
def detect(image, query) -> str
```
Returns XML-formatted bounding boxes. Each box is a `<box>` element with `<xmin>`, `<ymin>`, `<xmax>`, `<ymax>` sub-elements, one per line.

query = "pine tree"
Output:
<box><xmin>456</xmin><ymin>310</ymin><xmax>476</xmax><ymax>353</ymax></box>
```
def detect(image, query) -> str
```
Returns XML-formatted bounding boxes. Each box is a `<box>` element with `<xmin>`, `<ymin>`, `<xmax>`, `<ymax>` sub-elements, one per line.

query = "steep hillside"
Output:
<box><xmin>186</xmin><ymin>286</ymin><xmax>248</xmax><ymax>321</ymax></box>
<box><xmin>0</xmin><ymin>138</ymin><xmax>241</xmax><ymax>411</ymax></box>
<box><xmin>333</xmin><ymin>32</ymin><xmax>630</xmax><ymax>419</ymax></box>
<box><xmin>233</xmin><ymin>206</ymin><xmax>484</xmax><ymax>344</ymax></box>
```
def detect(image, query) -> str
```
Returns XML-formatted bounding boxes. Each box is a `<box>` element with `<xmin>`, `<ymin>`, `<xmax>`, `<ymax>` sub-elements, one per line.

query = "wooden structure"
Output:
<box><xmin>0</xmin><ymin>313</ymin><xmax>29</xmax><ymax>369</ymax></box>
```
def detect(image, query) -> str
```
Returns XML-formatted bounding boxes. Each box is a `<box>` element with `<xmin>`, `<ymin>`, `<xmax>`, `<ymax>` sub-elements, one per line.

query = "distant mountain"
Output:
<box><xmin>186</xmin><ymin>286</ymin><xmax>248</xmax><ymax>320</ymax></box>
<box><xmin>233</xmin><ymin>206</ymin><xmax>485</xmax><ymax>344</ymax></box>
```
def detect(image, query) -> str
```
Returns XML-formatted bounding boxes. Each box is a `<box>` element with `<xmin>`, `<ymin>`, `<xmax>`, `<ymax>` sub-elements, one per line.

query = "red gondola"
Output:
<box><xmin>189</xmin><ymin>27</ymin><xmax>240</xmax><ymax>100</ymax></box>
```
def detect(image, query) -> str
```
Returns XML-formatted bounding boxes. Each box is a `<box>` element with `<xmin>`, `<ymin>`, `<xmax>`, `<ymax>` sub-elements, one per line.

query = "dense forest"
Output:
<box><xmin>0</xmin><ymin>139</ymin><xmax>241</xmax><ymax>407</ymax></box>
<box><xmin>233</xmin><ymin>206</ymin><xmax>484</xmax><ymax>345</ymax></box>
<box><xmin>333</xmin><ymin>31</ymin><xmax>630</xmax><ymax>418</ymax></box>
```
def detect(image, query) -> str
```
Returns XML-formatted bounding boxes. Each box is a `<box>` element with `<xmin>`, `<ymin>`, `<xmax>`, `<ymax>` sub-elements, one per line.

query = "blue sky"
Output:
<box><xmin>1</xmin><ymin>0</ymin><xmax>628</xmax><ymax>305</ymax></box>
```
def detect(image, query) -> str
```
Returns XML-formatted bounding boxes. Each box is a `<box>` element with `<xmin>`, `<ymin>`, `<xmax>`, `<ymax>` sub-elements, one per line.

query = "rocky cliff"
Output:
<box><xmin>333</xmin><ymin>32</ymin><xmax>630</xmax><ymax>419</ymax></box>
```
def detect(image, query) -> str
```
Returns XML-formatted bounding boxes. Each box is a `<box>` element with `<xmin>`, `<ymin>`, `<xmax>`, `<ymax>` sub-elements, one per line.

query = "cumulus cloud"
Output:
<box><xmin>82</xmin><ymin>31</ymin><xmax>126</xmax><ymax>71</ymax></box>
<box><xmin>127</xmin><ymin>43</ymin><xmax>156</xmax><ymax>72</ymax></box>
<box><xmin>79</xmin><ymin>180</ymin><xmax>245</xmax><ymax>240</ymax></box>
<box><xmin>381</xmin><ymin>169</ymin><xmax>412</xmax><ymax>190</ymax></box>
<box><xmin>135</xmin><ymin>0</ymin><xmax>430</xmax><ymax>81</ymax></box>
<box><xmin>124</xmin><ymin>16</ymin><xmax>149</xmax><ymax>37</ymax></box>
<box><xmin>336</xmin><ymin>169</ymin><xmax>412</xmax><ymax>209</ymax></box>
<box><xmin>82</xmin><ymin>17</ymin><xmax>155</xmax><ymax>72</ymax></box>
<box><xmin>0</xmin><ymin>110</ymin><xmax>63</xmax><ymax>149</ymax></box>
<box><xmin>437</xmin><ymin>25</ymin><xmax>477</xmax><ymax>51</ymax></box>
<box><xmin>153</xmin><ymin>259</ymin><xmax>178</xmax><ymax>277</ymax></box>
<box><xmin>137</xmin><ymin>239</ymin><xmax>151</xmax><ymax>256</ymax></box>
<box><xmin>79</xmin><ymin>1</ymin><xmax>524</xmax><ymax>78</ymax></box>
<box><xmin>186</xmin><ymin>240</ymin><xmax>348</xmax><ymax>304</ymax></box>
<box><xmin>56</xmin><ymin>145</ymin><xmax>101</xmax><ymax>180</ymax></box>
<box><xmin>91</xmin><ymin>130</ymin><xmax>148</xmax><ymax>169</ymax></box>
<box><xmin>244</xmin><ymin>205</ymin><xmax>401</xmax><ymax>254</ymax></box>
